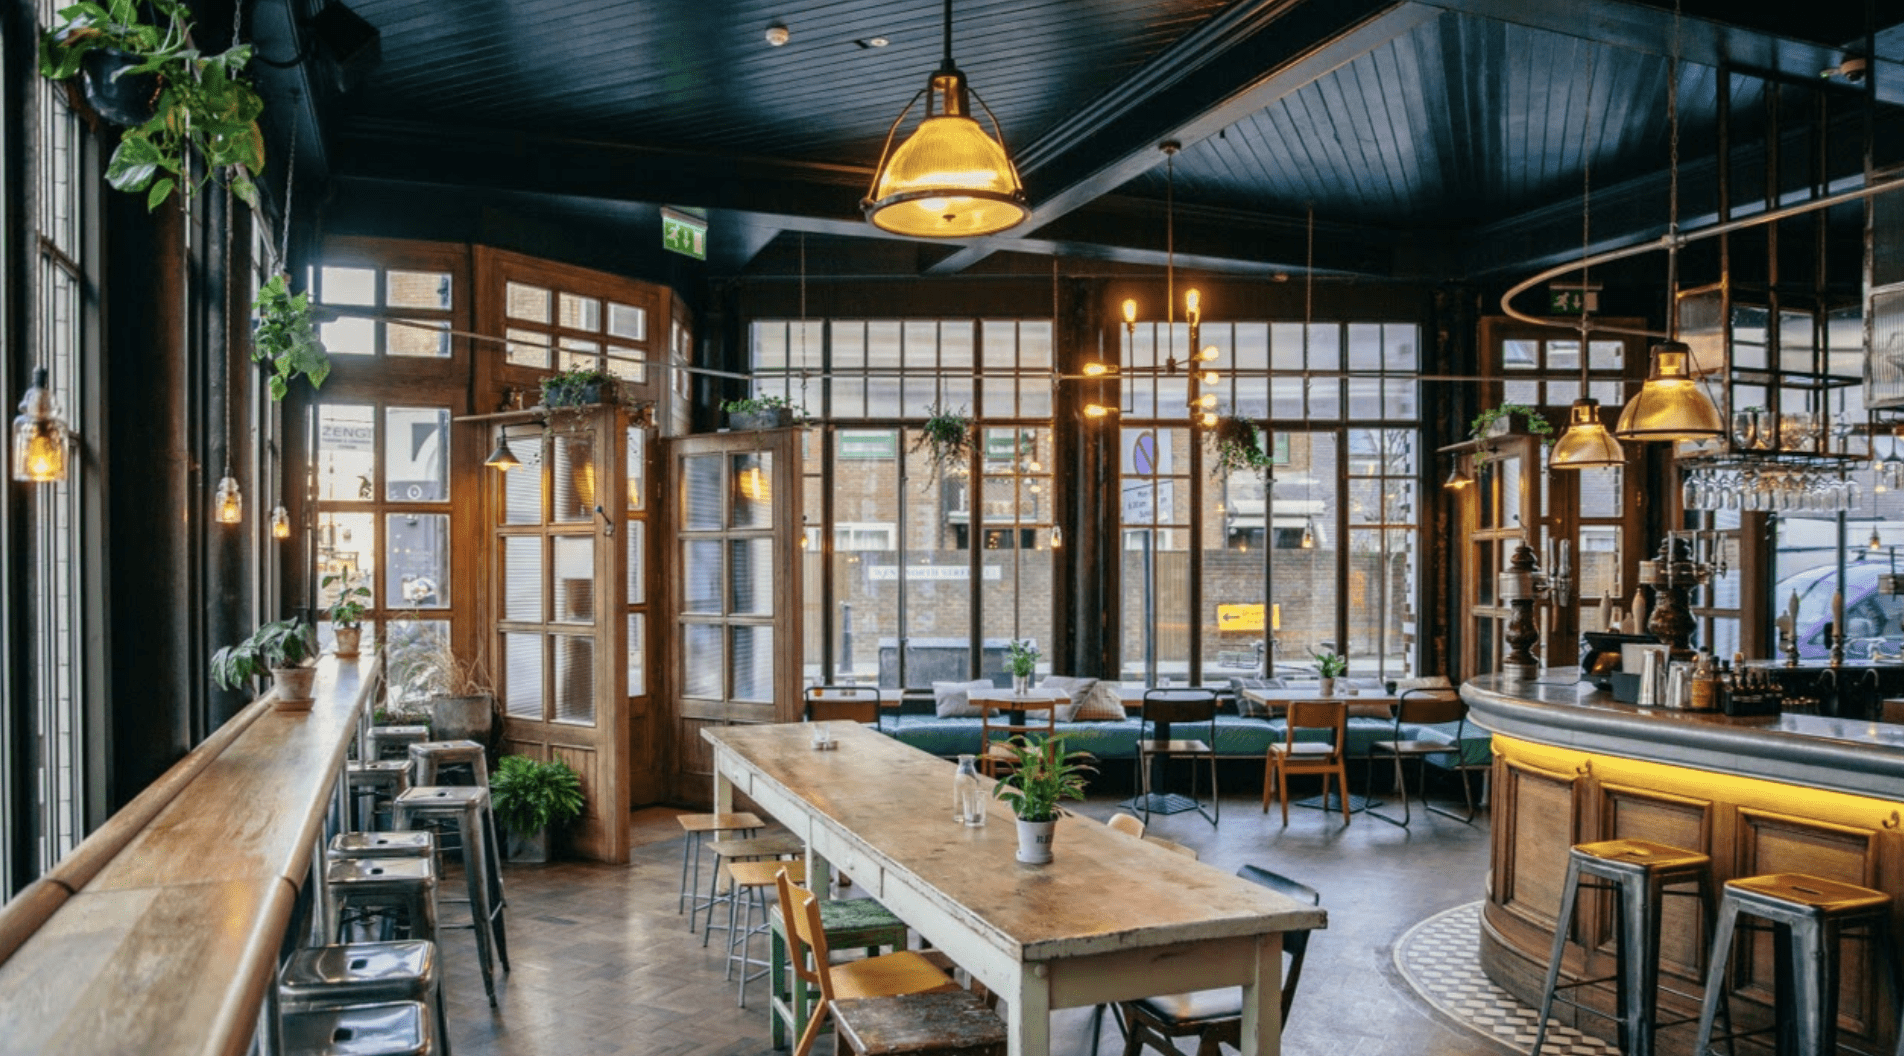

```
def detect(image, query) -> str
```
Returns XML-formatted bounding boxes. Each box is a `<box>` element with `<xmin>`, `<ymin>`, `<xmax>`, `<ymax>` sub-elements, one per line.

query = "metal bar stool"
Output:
<box><xmin>408</xmin><ymin>740</ymin><xmax>490</xmax><ymax>789</ymax></box>
<box><xmin>281</xmin><ymin>1000</ymin><xmax>435</xmax><ymax>1056</ymax></box>
<box><xmin>698</xmin><ymin>832</ymin><xmax>805</xmax><ymax>943</ymax></box>
<box><xmin>770</xmin><ymin>895</ymin><xmax>912</xmax><ymax>1050</ymax></box>
<box><xmin>727</xmin><ymin>858</ymin><xmax>807</xmax><ymax>1007</ymax></box>
<box><xmin>1691</xmin><ymin>872</ymin><xmax>1903</xmax><ymax>1056</ymax></box>
<box><xmin>367</xmin><ymin>725</ymin><xmax>432</xmax><ymax>763</ymax></box>
<box><xmin>348</xmin><ymin>760</ymin><xmax>413</xmax><ymax>832</ymax></box>
<box><xmin>395</xmin><ymin>785</ymin><xmax>508</xmax><ymax>1006</ymax></box>
<box><xmin>331</xmin><ymin>831</ymin><xmax>436</xmax><ymax>861</ymax></box>
<box><xmin>325</xmin><ymin>857</ymin><xmax>439</xmax><ymax>950</ymax></box>
<box><xmin>280</xmin><ymin>941</ymin><xmax>451</xmax><ymax>1056</ymax></box>
<box><xmin>1532</xmin><ymin>839</ymin><xmax>1717</xmax><ymax>1056</ymax></box>
<box><xmin>677</xmin><ymin>812</ymin><xmax>764</xmax><ymax>927</ymax></box>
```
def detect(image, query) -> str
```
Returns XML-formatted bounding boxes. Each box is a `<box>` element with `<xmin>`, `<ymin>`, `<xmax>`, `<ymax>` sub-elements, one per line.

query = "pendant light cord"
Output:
<box><xmin>1665</xmin><ymin>0</ymin><xmax>1681</xmax><ymax>339</ymax></box>
<box><xmin>1578</xmin><ymin>42</ymin><xmax>1594</xmax><ymax>387</ymax></box>
<box><xmin>223</xmin><ymin>178</ymin><xmax>236</xmax><ymax>482</ymax></box>
<box><xmin>278</xmin><ymin>124</ymin><xmax>297</xmax><ymax>273</ymax></box>
<box><xmin>942</xmin><ymin>0</ymin><xmax>953</xmax><ymax>66</ymax></box>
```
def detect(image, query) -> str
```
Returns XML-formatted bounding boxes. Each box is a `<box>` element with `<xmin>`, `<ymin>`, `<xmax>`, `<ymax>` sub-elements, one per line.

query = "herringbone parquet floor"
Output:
<box><xmin>439</xmin><ymin>774</ymin><xmax>1508</xmax><ymax>1056</ymax></box>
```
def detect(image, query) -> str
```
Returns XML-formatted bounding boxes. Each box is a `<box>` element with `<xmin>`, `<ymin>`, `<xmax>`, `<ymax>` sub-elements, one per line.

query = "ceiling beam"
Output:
<box><xmin>922</xmin><ymin>0</ymin><xmax>1438</xmax><ymax>275</ymax></box>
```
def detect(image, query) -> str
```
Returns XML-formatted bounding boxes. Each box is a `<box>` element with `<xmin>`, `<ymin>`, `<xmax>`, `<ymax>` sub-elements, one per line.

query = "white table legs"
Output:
<box><xmin>1239</xmin><ymin>932</ymin><xmax>1284</xmax><ymax>1056</ymax></box>
<box><xmin>1007</xmin><ymin>964</ymin><xmax>1053</xmax><ymax>1056</ymax></box>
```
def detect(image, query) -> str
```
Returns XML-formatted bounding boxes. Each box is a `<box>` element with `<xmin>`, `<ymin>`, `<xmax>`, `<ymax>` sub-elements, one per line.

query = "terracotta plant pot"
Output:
<box><xmin>272</xmin><ymin>666</ymin><xmax>318</xmax><ymax>710</ymax></box>
<box><xmin>1015</xmin><ymin>817</ymin><xmax>1056</xmax><ymax>864</ymax></box>
<box><xmin>333</xmin><ymin>626</ymin><xmax>363</xmax><ymax>658</ymax></box>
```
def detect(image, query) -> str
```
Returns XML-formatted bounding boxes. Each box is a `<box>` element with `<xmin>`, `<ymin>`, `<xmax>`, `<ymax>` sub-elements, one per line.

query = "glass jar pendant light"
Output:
<box><xmin>11</xmin><ymin>366</ymin><xmax>68</xmax><ymax>483</ymax></box>
<box><xmin>214</xmin><ymin>468</ymin><xmax>243</xmax><ymax>524</ymax></box>
<box><xmin>270</xmin><ymin>504</ymin><xmax>291</xmax><ymax>539</ymax></box>
<box><xmin>862</xmin><ymin>0</ymin><xmax>1027</xmax><ymax>238</ymax></box>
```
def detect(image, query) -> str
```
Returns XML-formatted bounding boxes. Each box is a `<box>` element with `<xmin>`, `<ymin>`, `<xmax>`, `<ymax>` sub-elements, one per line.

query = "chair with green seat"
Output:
<box><xmin>768</xmin><ymin>889</ymin><xmax>913</xmax><ymax>1049</ymax></box>
<box><xmin>1368</xmin><ymin>686</ymin><xmax>1480</xmax><ymax>826</ymax></box>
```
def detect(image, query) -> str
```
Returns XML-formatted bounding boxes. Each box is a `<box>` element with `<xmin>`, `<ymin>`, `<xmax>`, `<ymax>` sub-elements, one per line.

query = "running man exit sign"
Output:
<box><xmin>661</xmin><ymin>208</ymin><xmax>707</xmax><ymax>260</ymax></box>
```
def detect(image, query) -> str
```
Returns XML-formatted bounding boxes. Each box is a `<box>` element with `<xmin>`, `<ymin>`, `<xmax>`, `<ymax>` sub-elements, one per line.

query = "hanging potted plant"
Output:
<box><xmin>1310</xmin><ymin>649</ymin><xmax>1348</xmax><ymax>697</ymax></box>
<box><xmin>914</xmin><ymin>404</ymin><xmax>973</xmax><ymax>480</ymax></box>
<box><xmin>252</xmin><ymin>274</ymin><xmax>331</xmax><ymax>400</ymax></box>
<box><xmin>322</xmin><ymin>572</ymin><xmax>372</xmax><ymax>658</ymax></box>
<box><xmin>491</xmin><ymin>754</ymin><xmax>587</xmax><ymax>862</ymax></box>
<box><xmin>542</xmin><ymin>367</ymin><xmax>616</xmax><ymax>409</ymax></box>
<box><xmin>211</xmin><ymin>618</ymin><xmax>319</xmax><ymax>710</ymax></box>
<box><xmin>1005</xmin><ymin>639</ymin><xmax>1040</xmax><ymax>696</ymax></box>
<box><xmin>991</xmin><ymin>734</ymin><xmax>1093</xmax><ymax>865</ymax></box>
<box><xmin>39</xmin><ymin>0</ymin><xmax>267</xmax><ymax>209</ymax></box>
<box><xmin>721</xmin><ymin>394</ymin><xmax>801</xmax><ymax>431</ymax></box>
<box><xmin>1208</xmin><ymin>415</ymin><xmax>1274</xmax><ymax>478</ymax></box>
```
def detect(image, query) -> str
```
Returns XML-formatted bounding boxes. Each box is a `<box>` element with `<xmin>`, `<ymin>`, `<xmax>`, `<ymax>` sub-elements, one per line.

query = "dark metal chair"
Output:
<box><xmin>1130</xmin><ymin>689</ymin><xmax>1220</xmax><ymax>826</ymax></box>
<box><xmin>1368</xmin><ymin>687</ymin><xmax>1484</xmax><ymax>826</ymax></box>
<box><xmin>803</xmin><ymin>684</ymin><xmax>884</xmax><ymax>726</ymax></box>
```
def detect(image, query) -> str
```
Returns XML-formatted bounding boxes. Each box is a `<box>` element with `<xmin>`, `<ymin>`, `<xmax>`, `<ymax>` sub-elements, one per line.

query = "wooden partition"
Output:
<box><xmin>0</xmin><ymin>656</ymin><xmax>377</xmax><ymax>1056</ymax></box>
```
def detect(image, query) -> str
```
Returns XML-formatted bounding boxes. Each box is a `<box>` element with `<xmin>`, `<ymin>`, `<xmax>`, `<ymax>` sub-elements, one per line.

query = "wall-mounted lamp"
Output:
<box><xmin>11</xmin><ymin>367</ymin><xmax>68</xmax><ymax>483</ymax></box>
<box><xmin>485</xmin><ymin>429</ymin><xmax>522</xmax><ymax>471</ymax></box>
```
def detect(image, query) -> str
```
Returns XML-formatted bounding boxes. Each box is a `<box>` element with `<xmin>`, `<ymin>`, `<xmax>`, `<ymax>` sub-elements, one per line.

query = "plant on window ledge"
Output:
<box><xmin>252</xmin><ymin>274</ymin><xmax>330</xmax><ymax>400</ymax></box>
<box><xmin>1208</xmin><ymin>415</ymin><xmax>1274</xmax><ymax>478</ymax></box>
<box><xmin>1469</xmin><ymin>403</ymin><xmax>1554</xmax><ymax>467</ymax></box>
<box><xmin>39</xmin><ymin>0</ymin><xmax>267</xmax><ymax>210</ymax></box>
<box><xmin>721</xmin><ymin>394</ymin><xmax>803</xmax><ymax>430</ymax></box>
<box><xmin>913</xmin><ymin>404</ymin><xmax>972</xmax><ymax>480</ymax></box>
<box><xmin>542</xmin><ymin>367</ymin><xmax>615</xmax><ymax>409</ymax></box>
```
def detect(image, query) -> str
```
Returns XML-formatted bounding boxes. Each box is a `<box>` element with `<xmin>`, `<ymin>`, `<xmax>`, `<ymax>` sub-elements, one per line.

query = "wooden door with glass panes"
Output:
<box><xmin>1456</xmin><ymin>433</ymin><xmax>1539</xmax><ymax>681</ymax></box>
<box><xmin>493</xmin><ymin>405</ymin><xmax>630</xmax><ymax>862</ymax></box>
<box><xmin>666</xmin><ymin>429</ymin><xmax>803</xmax><ymax>806</ymax></box>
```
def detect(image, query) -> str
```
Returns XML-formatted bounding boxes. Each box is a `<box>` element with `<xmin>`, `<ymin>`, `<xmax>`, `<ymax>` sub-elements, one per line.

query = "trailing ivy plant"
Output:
<box><xmin>252</xmin><ymin>274</ymin><xmax>329</xmax><ymax>399</ymax></box>
<box><xmin>40</xmin><ymin>0</ymin><xmax>267</xmax><ymax>210</ymax></box>
<box><xmin>914</xmin><ymin>404</ymin><xmax>972</xmax><ymax>480</ymax></box>
<box><xmin>1470</xmin><ymin>403</ymin><xmax>1555</xmax><ymax>444</ymax></box>
<box><xmin>1208</xmin><ymin>416</ymin><xmax>1274</xmax><ymax>478</ymax></box>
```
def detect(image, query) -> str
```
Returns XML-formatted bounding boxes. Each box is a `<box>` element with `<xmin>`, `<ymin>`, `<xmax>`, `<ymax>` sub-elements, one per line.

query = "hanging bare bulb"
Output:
<box><xmin>1084</xmin><ymin>404</ymin><xmax>1114</xmax><ymax>418</ymax></box>
<box><xmin>214</xmin><ymin>470</ymin><xmax>243</xmax><ymax>525</ymax></box>
<box><xmin>1194</xmin><ymin>393</ymin><xmax>1217</xmax><ymax>410</ymax></box>
<box><xmin>1122</xmin><ymin>299</ymin><xmax>1138</xmax><ymax>327</ymax></box>
<box><xmin>1299</xmin><ymin>520</ymin><xmax>1317</xmax><ymax>549</ymax></box>
<box><xmin>1184</xmin><ymin>288</ymin><xmax>1201</xmax><ymax>322</ymax></box>
<box><xmin>1201</xmin><ymin>370</ymin><xmax>1219</xmax><ymax>385</ymax></box>
<box><xmin>1082</xmin><ymin>362</ymin><xmax>1112</xmax><ymax>377</ymax></box>
<box><xmin>1197</xmin><ymin>345</ymin><xmax>1220</xmax><ymax>363</ymax></box>
<box><xmin>270</xmin><ymin>505</ymin><xmax>291</xmax><ymax>539</ymax></box>
<box><xmin>1050</xmin><ymin>524</ymin><xmax>1063</xmax><ymax>549</ymax></box>
<box><xmin>1198</xmin><ymin>411</ymin><xmax>1217</xmax><ymax>429</ymax></box>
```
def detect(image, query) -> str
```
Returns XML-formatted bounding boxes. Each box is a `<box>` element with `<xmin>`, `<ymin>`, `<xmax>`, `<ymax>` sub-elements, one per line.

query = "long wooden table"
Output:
<box><xmin>703</xmin><ymin>721</ymin><xmax>1324</xmax><ymax>1056</ymax></box>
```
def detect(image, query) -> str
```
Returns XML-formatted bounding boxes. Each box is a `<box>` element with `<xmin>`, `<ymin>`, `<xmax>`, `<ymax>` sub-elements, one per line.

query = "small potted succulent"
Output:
<box><xmin>322</xmin><ymin>572</ymin><xmax>372</xmax><ymax>658</ymax></box>
<box><xmin>1006</xmin><ymin>639</ymin><xmax>1040</xmax><ymax>696</ymax></box>
<box><xmin>991</xmin><ymin>734</ymin><xmax>1093</xmax><ymax>864</ymax></box>
<box><xmin>722</xmin><ymin>394</ymin><xmax>801</xmax><ymax>431</ymax></box>
<box><xmin>211</xmin><ymin>618</ymin><xmax>319</xmax><ymax>709</ymax></box>
<box><xmin>914</xmin><ymin>404</ymin><xmax>973</xmax><ymax>480</ymax></box>
<box><xmin>491</xmin><ymin>754</ymin><xmax>587</xmax><ymax>862</ymax></box>
<box><xmin>1209</xmin><ymin>415</ymin><xmax>1274</xmax><ymax>478</ymax></box>
<box><xmin>541</xmin><ymin>367</ymin><xmax>615</xmax><ymax>409</ymax></box>
<box><xmin>1311</xmin><ymin>649</ymin><xmax>1348</xmax><ymax>696</ymax></box>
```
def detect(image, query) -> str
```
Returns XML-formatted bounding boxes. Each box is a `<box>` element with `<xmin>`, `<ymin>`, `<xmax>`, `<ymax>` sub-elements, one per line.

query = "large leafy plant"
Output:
<box><xmin>39</xmin><ymin>0</ymin><xmax>266</xmax><ymax>210</ymax></box>
<box><xmin>210</xmin><ymin>618</ymin><xmax>316</xmax><ymax>690</ymax></box>
<box><xmin>990</xmin><ymin>735</ymin><xmax>1093</xmax><ymax>822</ymax></box>
<box><xmin>253</xmin><ymin>274</ymin><xmax>330</xmax><ymax>399</ymax></box>
<box><xmin>491</xmin><ymin>755</ymin><xmax>586</xmax><ymax>837</ymax></box>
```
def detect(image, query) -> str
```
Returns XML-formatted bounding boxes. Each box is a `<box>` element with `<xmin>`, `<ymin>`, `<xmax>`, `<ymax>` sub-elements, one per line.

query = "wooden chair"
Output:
<box><xmin>775</xmin><ymin>868</ymin><xmax>959</xmax><ymax>1056</ymax></box>
<box><xmin>1263</xmin><ymin>699</ymin><xmax>1350</xmax><ymax>825</ymax></box>
<box><xmin>1133</xmin><ymin>689</ymin><xmax>1220</xmax><ymax>826</ymax></box>
<box><xmin>1103</xmin><ymin>866</ymin><xmax>1323</xmax><ymax>1056</ymax></box>
<box><xmin>1368</xmin><ymin>687</ymin><xmax>1482</xmax><ymax>827</ymax></box>
<box><xmin>804</xmin><ymin>685</ymin><xmax>883</xmax><ymax>726</ymax></box>
<box><xmin>1106</xmin><ymin>813</ymin><xmax>1146</xmax><ymax>839</ymax></box>
<box><xmin>977</xmin><ymin>701</ymin><xmax>1057</xmax><ymax>778</ymax></box>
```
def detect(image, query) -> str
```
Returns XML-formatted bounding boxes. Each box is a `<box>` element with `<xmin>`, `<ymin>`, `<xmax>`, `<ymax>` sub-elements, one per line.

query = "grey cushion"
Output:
<box><xmin>932</xmin><ymin>679</ymin><xmax>992</xmax><ymax>718</ymax></box>
<box><xmin>1228</xmin><ymin>677</ymin><xmax>1285</xmax><ymax>717</ymax></box>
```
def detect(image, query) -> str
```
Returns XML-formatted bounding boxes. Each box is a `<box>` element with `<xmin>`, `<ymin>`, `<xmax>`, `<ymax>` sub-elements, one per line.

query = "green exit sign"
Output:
<box><xmin>1549</xmin><ymin>284</ymin><xmax>1599</xmax><ymax>315</ymax></box>
<box><xmin>661</xmin><ymin>208</ymin><xmax>707</xmax><ymax>260</ymax></box>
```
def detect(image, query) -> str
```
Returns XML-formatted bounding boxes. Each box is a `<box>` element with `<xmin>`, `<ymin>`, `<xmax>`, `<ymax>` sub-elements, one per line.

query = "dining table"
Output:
<box><xmin>702</xmin><ymin>720</ymin><xmax>1324</xmax><ymax>1056</ymax></box>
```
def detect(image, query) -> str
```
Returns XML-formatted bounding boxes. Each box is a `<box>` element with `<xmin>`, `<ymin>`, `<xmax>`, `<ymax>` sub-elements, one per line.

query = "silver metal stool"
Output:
<box><xmin>330</xmin><ymin>831</ymin><xmax>435</xmax><ymax>860</ymax></box>
<box><xmin>325</xmin><ymin>857</ymin><xmax>439</xmax><ymax>950</ymax></box>
<box><xmin>1532</xmin><ymin>839</ymin><xmax>1716</xmax><ymax>1056</ymax></box>
<box><xmin>281</xmin><ymin>1000</ymin><xmax>435</xmax><ymax>1056</ymax></box>
<box><xmin>347</xmin><ymin>760</ymin><xmax>412</xmax><ymax>832</ymax></box>
<box><xmin>698</xmin><ymin>832</ymin><xmax>804</xmax><ymax>950</ymax></box>
<box><xmin>407</xmin><ymin>740</ymin><xmax>489</xmax><ymax>789</ymax></box>
<box><xmin>367</xmin><ymin>725</ymin><xmax>431</xmax><ymax>762</ymax></box>
<box><xmin>280</xmin><ymin>941</ymin><xmax>451</xmax><ymax>1056</ymax></box>
<box><xmin>395</xmin><ymin>785</ymin><xmax>508</xmax><ymax>1006</ymax></box>
<box><xmin>1692</xmin><ymin>872</ymin><xmax>1902</xmax><ymax>1056</ymax></box>
<box><xmin>675</xmin><ymin>812</ymin><xmax>764</xmax><ymax>928</ymax></box>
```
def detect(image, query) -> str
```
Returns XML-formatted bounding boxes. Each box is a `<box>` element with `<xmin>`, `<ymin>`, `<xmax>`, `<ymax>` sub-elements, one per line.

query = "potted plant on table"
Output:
<box><xmin>211</xmin><ymin>618</ymin><xmax>319</xmax><ymax>709</ymax></box>
<box><xmin>1006</xmin><ymin>639</ymin><xmax>1040</xmax><ymax>696</ymax></box>
<box><xmin>322</xmin><ymin>572</ymin><xmax>372</xmax><ymax>658</ymax></box>
<box><xmin>991</xmin><ymin>734</ymin><xmax>1093</xmax><ymax>864</ymax></box>
<box><xmin>386</xmin><ymin>620</ymin><xmax>496</xmax><ymax>746</ymax></box>
<box><xmin>721</xmin><ymin>394</ymin><xmax>802</xmax><ymax>431</ymax></box>
<box><xmin>1311</xmin><ymin>649</ymin><xmax>1348</xmax><ymax>697</ymax></box>
<box><xmin>491</xmin><ymin>754</ymin><xmax>586</xmax><ymax>862</ymax></box>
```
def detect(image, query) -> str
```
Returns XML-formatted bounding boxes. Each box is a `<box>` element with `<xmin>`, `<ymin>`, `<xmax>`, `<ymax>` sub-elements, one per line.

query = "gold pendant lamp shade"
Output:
<box><xmin>1549</xmin><ymin>397</ymin><xmax>1626</xmax><ymax>469</ymax></box>
<box><xmin>1614</xmin><ymin>341</ymin><xmax>1723</xmax><ymax>441</ymax></box>
<box><xmin>862</xmin><ymin>2</ymin><xmax>1026</xmax><ymax>238</ymax></box>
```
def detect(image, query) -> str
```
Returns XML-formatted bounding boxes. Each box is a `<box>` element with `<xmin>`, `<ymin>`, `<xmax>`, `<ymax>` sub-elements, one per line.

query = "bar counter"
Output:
<box><xmin>1463</xmin><ymin>670</ymin><xmax>1903</xmax><ymax>1054</ymax></box>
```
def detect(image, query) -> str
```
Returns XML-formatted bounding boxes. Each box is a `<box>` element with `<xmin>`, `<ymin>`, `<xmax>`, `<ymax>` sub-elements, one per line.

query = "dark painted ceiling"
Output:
<box><xmin>254</xmin><ymin>0</ymin><xmax>1904</xmax><ymax>283</ymax></box>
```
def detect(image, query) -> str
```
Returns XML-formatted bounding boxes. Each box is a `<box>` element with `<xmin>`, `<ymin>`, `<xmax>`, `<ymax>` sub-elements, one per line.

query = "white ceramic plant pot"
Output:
<box><xmin>1015</xmin><ymin>818</ymin><xmax>1056</xmax><ymax>864</ymax></box>
<box><xmin>272</xmin><ymin>666</ymin><xmax>318</xmax><ymax>710</ymax></box>
<box><xmin>1318</xmin><ymin>677</ymin><xmax>1336</xmax><ymax>697</ymax></box>
<box><xmin>333</xmin><ymin>626</ymin><xmax>363</xmax><ymax>658</ymax></box>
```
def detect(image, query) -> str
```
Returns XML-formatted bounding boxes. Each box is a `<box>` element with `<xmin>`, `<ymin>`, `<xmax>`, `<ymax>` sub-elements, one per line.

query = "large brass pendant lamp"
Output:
<box><xmin>862</xmin><ymin>0</ymin><xmax>1027</xmax><ymax>238</ymax></box>
<box><xmin>1614</xmin><ymin>0</ymin><xmax>1722</xmax><ymax>443</ymax></box>
<box><xmin>1548</xmin><ymin>45</ymin><xmax>1626</xmax><ymax>471</ymax></box>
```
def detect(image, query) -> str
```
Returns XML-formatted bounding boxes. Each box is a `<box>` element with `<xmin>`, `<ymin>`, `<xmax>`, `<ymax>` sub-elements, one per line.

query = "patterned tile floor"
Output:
<box><xmin>1394</xmin><ymin>902</ymin><xmax>1619</xmax><ymax>1056</ymax></box>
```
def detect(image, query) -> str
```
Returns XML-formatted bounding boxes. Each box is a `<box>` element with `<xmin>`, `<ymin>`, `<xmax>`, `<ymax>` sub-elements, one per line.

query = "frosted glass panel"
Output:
<box><xmin>553</xmin><ymin>636</ymin><xmax>595</xmax><ymax>726</ymax></box>
<box><xmin>552</xmin><ymin>433</ymin><xmax>598</xmax><ymax>523</ymax></box>
<box><xmin>385</xmin><ymin>407</ymin><xmax>449</xmax><ymax>501</ymax></box>
<box><xmin>626</xmin><ymin>428</ymin><xmax>645</xmax><ymax>511</ymax></box>
<box><xmin>502</xmin><ymin>536</ymin><xmax>541</xmax><ymax>620</ymax></box>
<box><xmin>503</xmin><ymin>433</ymin><xmax>543</xmax><ymax>525</ymax></box>
<box><xmin>317</xmin><ymin>405</ymin><xmax>376</xmax><ymax>501</ymax></box>
<box><xmin>732</xmin><ymin>626</ymin><xmax>773</xmax><ymax>702</ymax></box>
<box><xmin>683</xmin><ymin>540</ymin><xmax>722</xmax><ymax>614</ymax></box>
<box><xmin>553</xmin><ymin>536</ymin><xmax>595</xmax><ymax>622</ymax></box>
<box><xmin>730</xmin><ymin>538</ymin><xmax>773</xmax><ymax>614</ymax></box>
<box><xmin>506</xmin><ymin>282</ymin><xmax>549</xmax><ymax>322</ymax></box>
<box><xmin>386</xmin><ymin>270</ymin><xmax>450</xmax><ymax>310</ymax></box>
<box><xmin>503</xmin><ymin>633</ymin><xmax>544</xmax><ymax>719</ymax></box>
<box><xmin>320</xmin><ymin>266</ymin><xmax>376</xmax><ymax>306</ymax></box>
<box><xmin>732</xmin><ymin>452</ymin><xmax>773</xmax><ymax>527</ymax></box>
<box><xmin>626</xmin><ymin>520</ymin><xmax>645</xmax><ymax>604</ymax></box>
<box><xmin>683</xmin><ymin>455</ymin><xmax>722</xmax><ymax>529</ymax></box>
<box><xmin>387</xmin><ymin>319</ymin><xmax>449</xmax><ymax>358</ymax></box>
<box><xmin>682</xmin><ymin>625</ymin><xmax>722</xmax><ymax>698</ymax></box>
<box><xmin>385</xmin><ymin>514</ymin><xmax>449</xmax><ymax>608</ymax></box>
<box><xmin>627</xmin><ymin>614</ymin><xmax>646</xmax><ymax>697</ymax></box>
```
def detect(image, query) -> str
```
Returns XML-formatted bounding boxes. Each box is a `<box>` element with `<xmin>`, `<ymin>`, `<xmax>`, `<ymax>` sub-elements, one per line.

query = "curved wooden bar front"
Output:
<box><xmin>0</xmin><ymin>655</ymin><xmax>377</xmax><ymax>1056</ymax></box>
<box><xmin>1464</xmin><ymin>670</ymin><xmax>1904</xmax><ymax>1055</ymax></box>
